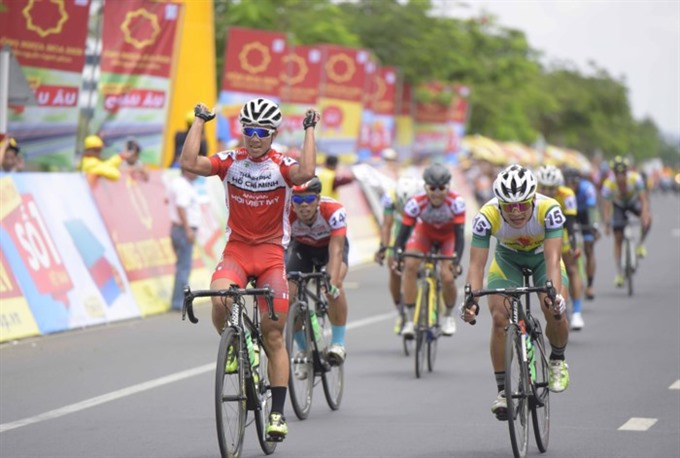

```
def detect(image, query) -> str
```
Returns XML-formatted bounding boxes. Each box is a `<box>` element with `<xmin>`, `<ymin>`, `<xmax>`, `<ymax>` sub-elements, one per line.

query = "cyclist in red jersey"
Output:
<box><xmin>393</xmin><ymin>163</ymin><xmax>466</xmax><ymax>338</ymax></box>
<box><xmin>287</xmin><ymin>177</ymin><xmax>350</xmax><ymax>366</ymax></box>
<box><xmin>179</xmin><ymin>98</ymin><xmax>320</xmax><ymax>441</ymax></box>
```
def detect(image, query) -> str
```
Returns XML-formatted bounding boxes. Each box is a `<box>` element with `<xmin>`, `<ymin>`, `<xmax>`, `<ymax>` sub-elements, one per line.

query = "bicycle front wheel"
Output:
<box><xmin>505</xmin><ymin>324</ymin><xmax>529</xmax><ymax>458</ymax></box>
<box><xmin>318</xmin><ymin>307</ymin><xmax>344</xmax><ymax>410</ymax></box>
<box><xmin>215</xmin><ymin>327</ymin><xmax>247</xmax><ymax>458</ymax></box>
<box><xmin>414</xmin><ymin>281</ymin><xmax>429</xmax><ymax>378</ymax></box>
<box><xmin>427</xmin><ymin>285</ymin><xmax>440</xmax><ymax>372</ymax></box>
<box><xmin>285</xmin><ymin>301</ymin><xmax>314</xmax><ymax>420</ymax></box>
<box><xmin>529</xmin><ymin>317</ymin><xmax>550</xmax><ymax>452</ymax></box>
<box><xmin>624</xmin><ymin>238</ymin><xmax>634</xmax><ymax>296</ymax></box>
<box><xmin>254</xmin><ymin>341</ymin><xmax>277</xmax><ymax>455</ymax></box>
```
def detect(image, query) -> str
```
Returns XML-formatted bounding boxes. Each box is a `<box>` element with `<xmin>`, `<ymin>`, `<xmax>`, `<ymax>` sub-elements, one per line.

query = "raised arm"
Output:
<box><xmin>289</xmin><ymin>109</ymin><xmax>320</xmax><ymax>185</ymax></box>
<box><xmin>179</xmin><ymin>104</ymin><xmax>215</xmax><ymax>176</ymax></box>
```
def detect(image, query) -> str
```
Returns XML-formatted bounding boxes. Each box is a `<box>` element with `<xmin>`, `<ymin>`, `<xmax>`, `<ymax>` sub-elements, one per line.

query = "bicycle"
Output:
<box><xmin>464</xmin><ymin>269</ymin><xmax>557</xmax><ymax>458</ymax></box>
<box><xmin>285</xmin><ymin>269</ymin><xmax>343</xmax><ymax>420</ymax></box>
<box><xmin>400</xmin><ymin>249</ymin><xmax>458</xmax><ymax>378</ymax></box>
<box><xmin>621</xmin><ymin>218</ymin><xmax>640</xmax><ymax>296</ymax></box>
<box><xmin>182</xmin><ymin>280</ymin><xmax>280</xmax><ymax>457</ymax></box>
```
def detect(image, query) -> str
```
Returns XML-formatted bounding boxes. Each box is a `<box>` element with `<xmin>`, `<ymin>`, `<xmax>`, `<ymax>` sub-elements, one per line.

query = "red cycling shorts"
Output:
<box><xmin>212</xmin><ymin>240</ymin><xmax>289</xmax><ymax>313</ymax></box>
<box><xmin>405</xmin><ymin>221</ymin><xmax>456</xmax><ymax>256</ymax></box>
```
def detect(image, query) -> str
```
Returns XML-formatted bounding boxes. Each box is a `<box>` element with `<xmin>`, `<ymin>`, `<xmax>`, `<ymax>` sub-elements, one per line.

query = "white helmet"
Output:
<box><xmin>239</xmin><ymin>98</ymin><xmax>282</xmax><ymax>128</ymax></box>
<box><xmin>535</xmin><ymin>165</ymin><xmax>564</xmax><ymax>187</ymax></box>
<box><xmin>493</xmin><ymin>164</ymin><xmax>537</xmax><ymax>203</ymax></box>
<box><xmin>396</xmin><ymin>175</ymin><xmax>421</xmax><ymax>205</ymax></box>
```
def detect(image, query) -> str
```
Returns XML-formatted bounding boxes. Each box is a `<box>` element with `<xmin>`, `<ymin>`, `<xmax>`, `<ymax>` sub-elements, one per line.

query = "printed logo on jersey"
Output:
<box><xmin>545</xmin><ymin>206</ymin><xmax>565</xmax><ymax>230</ymax></box>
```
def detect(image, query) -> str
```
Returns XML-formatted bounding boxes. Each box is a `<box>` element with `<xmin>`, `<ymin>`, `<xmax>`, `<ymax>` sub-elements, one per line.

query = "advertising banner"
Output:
<box><xmin>0</xmin><ymin>174</ymin><xmax>139</xmax><ymax>338</ymax></box>
<box><xmin>89</xmin><ymin>170</ymin><xmax>177</xmax><ymax>315</ymax></box>
<box><xmin>277</xmin><ymin>45</ymin><xmax>322</xmax><ymax>149</ymax></box>
<box><xmin>358</xmin><ymin>65</ymin><xmax>397</xmax><ymax>160</ymax></box>
<box><xmin>0</xmin><ymin>248</ymin><xmax>40</xmax><ymax>342</ymax></box>
<box><xmin>394</xmin><ymin>81</ymin><xmax>414</xmax><ymax>160</ymax></box>
<box><xmin>91</xmin><ymin>0</ymin><xmax>183</xmax><ymax>167</ymax></box>
<box><xmin>0</xmin><ymin>0</ymin><xmax>91</xmax><ymax>170</ymax></box>
<box><xmin>316</xmin><ymin>45</ymin><xmax>369</xmax><ymax>156</ymax></box>
<box><xmin>356</xmin><ymin>56</ymin><xmax>378</xmax><ymax>161</ymax></box>
<box><xmin>217</xmin><ymin>27</ymin><xmax>287</xmax><ymax>145</ymax></box>
<box><xmin>413</xmin><ymin>82</ymin><xmax>455</xmax><ymax>158</ymax></box>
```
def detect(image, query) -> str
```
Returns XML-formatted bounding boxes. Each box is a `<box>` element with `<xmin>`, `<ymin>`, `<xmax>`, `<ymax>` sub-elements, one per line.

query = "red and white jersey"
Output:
<box><xmin>210</xmin><ymin>147</ymin><xmax>297</xmax><ymax>246</ymax></box>
<box><xmin>402</xmin><ymin>191</ymin><xmax>466</xmax><ymax>231</ymax></box>
<box><xmin>289</xmin><ymin>197</ymin><xmax>347</xmax><ymax>248</ymax></box>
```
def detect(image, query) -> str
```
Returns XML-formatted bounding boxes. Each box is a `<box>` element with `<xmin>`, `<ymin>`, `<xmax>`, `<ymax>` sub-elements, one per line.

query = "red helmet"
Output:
<box><xmin>292</xmin><ymin>176</ymin><xmax>322</xmax><ymax>194</ymax></box>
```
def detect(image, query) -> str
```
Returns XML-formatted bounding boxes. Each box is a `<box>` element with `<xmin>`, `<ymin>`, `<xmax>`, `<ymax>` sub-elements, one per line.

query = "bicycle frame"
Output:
<box><xmin>401</xmin><ymin>250</ymin><xmax>458</xmax><ymax>377</ymax></box>
<box><xmin>286</xmin><ymin>268</ymin><xmax>344</xmax><ymax>417</ymax></box>
<box><xmin>182</xmin><ymin>281</ymin><xmax>280</xmax><ymax>456</ymax></box>
<box><xmin>465</xmin><ymin>271</ymin><xmax>556</xmax><ymax>458</ymax></box>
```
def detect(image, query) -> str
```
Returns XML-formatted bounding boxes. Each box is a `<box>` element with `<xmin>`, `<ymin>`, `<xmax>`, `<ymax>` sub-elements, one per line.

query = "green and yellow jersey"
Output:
<box><xmin>471</xmin><ymin>194</ymin><xmax>565</xmax><ymax>255</ymax></box>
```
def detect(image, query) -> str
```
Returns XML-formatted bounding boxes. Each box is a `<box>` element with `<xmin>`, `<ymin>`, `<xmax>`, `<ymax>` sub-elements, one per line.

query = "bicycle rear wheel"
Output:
<box><xmin>285</xmin><ymin>301</ymin><xmax>314</xmax><ymax>420</ymax></box>
<box><xmin>624</xmin><ymin>238</ymin><xmax>634</xmax><ymax>296</ymax></box>
<box><xmin>215</xmin><ymin>328</ymin><xmax>247</xmax><ymax>458</ymax></box>
<box><xmin>505</xmin><ymin>324</ymin><xmax>529</xmax><ymax>458</ymax></box>
<box><xmin>529</xmin><ymin>317</ymin><xmax>550</xmax><ymax>453</ymax></box>
<box><xmin>414</xmin><ymin>282</ymin><xmax>429</xmax><ymax>378</ymax></box>
<box><xmin>318</xmin><ymin>306</ymin><xmax>343</xmax><ymax>410</ymax></box>
<box><xmin>253</xmin><ymin>342</ymin><xmax>277</xmax><ymax>455</ymax></box>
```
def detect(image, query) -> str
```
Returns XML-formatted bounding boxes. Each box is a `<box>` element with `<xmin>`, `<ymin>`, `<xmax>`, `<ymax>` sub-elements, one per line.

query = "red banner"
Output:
<box><xmin>89</xmin><ymin>172</ymin><xmax>176</xmax><ymax>282</ymax></box>
<box><xmin>319</xmin><ymin>45</ymin><xmax>369</xmax><ymax>102</ymax></box>
<box><xmin>0</xmin><ymin>193</ymin><xmax>73</xmax><ymax>305</ymax></box>
<box><xmin>222</xmin><ymin>27</ymin><xmax>287</xmax><ymax>96</ymax></box>
<box><xmin>279</xmin><ymin>45</ymin><xmax>321</xmax><ymax>105</ymax></box>
<box><xmin>398</xmin><ymin>81</ymin><xmax>413</xmax><ymax>116</ymax></box>
<box><xmin>448</xmin><ymin>84</ymin><xmax>472</xmax><ymax>123</ymax></box>
<box><xmin>414</xmin><ymin>82</ymin><xmax>450</xmax><ymax>123</ymax></box>
<box><xmin>100</xmin><ymin>0</ymin><xmax>180</xmax><ymax>78</ymax></box>
<box><xmin>0</xmin><ymin>0</ymin><xmax>90</xmax><ymax>73</ymax></box>
<box><xmin>374</xmin><ymin>67</ymin><xmax>397</xmax><ymax>115</ymax></box>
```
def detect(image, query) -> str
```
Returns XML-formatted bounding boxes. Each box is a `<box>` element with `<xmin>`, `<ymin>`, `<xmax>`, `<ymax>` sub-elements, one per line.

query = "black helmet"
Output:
<box><xmin>423</xmin><ymin>163</ymin><xmax>451</xmax><ymax>186</ymax></box>
<box><xmin>292</xmin><ymin>176</ymin><xmax>322</xmax><ymax>194</ymax></box>
<box><xmin>562</xmin><ymin>167</ymin><xmax>581</xmax><ymax>181</ymax></box>
<box><xmin>610</xmin><ymin>156</ymin><xmax>629</xmax><ymax>174</ymax></box>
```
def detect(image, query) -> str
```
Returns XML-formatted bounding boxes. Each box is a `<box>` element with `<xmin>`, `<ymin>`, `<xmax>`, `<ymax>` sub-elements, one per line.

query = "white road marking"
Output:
<box><xmin>0</xmin><ymin>310</ymin><xmax>393</xmax><ymax>433</ymax></box>
<box><xmin>669</xmin><ymin>379</ymin><xmax>680</xmax><ymax>390</ymax></box>
<box><xmin>672</xmin><ymin>228</ymin><xmax>680</xmax><ymax>238</ymax></box>
<box><xmin>618</xmin><ymin>417</ymin><xmax>658</xmax><ymax>431</ymax></box>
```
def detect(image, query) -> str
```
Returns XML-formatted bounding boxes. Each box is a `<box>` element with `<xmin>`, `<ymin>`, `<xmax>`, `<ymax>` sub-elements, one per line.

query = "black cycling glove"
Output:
<box><xmin>194</xmin><ymin>104</ymin><xmax>216</xmax><ymax>122</ymax></box>
<box><xmin>303</xmin><ymin>110</ymin><xmax>318</xmax><ymax>129</ymax></box>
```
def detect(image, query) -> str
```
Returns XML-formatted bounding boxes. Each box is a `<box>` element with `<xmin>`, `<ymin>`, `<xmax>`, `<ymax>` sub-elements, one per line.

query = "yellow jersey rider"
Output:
<box><xmin>460</xmin><ymin>164</ymin><xmax>571</xmax><ymax>420</ymax></box>
<box><xmin>601</xmin><ymin>156</ymin><xmax>652</xmax><ymax>287</ymax></box>
<box><xmin>535</xmin><ymin>165</ymin><xmax>585</xmax><ymax>331</ymax></box>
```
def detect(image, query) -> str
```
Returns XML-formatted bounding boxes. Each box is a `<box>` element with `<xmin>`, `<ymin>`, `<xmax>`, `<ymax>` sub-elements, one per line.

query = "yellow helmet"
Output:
<box><xmin>185</xmin><ymin>110</ymin><xmax>195</xmax><ymax>125</ymax></box>
<box><xmin>84</xmin><ymin>135</ymin><xmax>103</xmax><ymax>150</ymax></box>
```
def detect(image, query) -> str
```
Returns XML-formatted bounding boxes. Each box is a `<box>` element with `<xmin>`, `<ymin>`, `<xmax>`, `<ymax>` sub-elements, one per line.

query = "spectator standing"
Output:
<box><xmin>167</xmin><ymin>169</ymin><xmax>201</xmax><ymax>311</ymax></box>
<box><xmin>79</xmin><ymin>135</ymin><xmax>132</xmax><ymax>181</ymax></box>
<box><xmin>317</xmin><ymin>154</ymin><xmax>354</xmax><ymax>200</ymax></box>
<box><xmin>1</xmin><ymin>137</ymin><xmax>23</xmax><ymax>172</ymax></box>
<box><xmin>119</xmin><ymin>137</ymin><xmax>149</xmax><ymax>181</ymax></box>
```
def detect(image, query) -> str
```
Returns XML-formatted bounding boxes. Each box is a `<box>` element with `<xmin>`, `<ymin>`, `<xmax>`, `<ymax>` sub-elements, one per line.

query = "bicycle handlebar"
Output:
<box><xmin>287</xmin><ymin>270</ymin><xmax>331</xmax><ymax>296</ymax></box>
<box><xmin>182</xmin><ymin>284</ymin><xmax>278</xmax><ymax>324</ymax></box>
<box><xmin>462</xmin><ymin>280</ymin><xmax>557</xmax><ymax>325</ymax></box>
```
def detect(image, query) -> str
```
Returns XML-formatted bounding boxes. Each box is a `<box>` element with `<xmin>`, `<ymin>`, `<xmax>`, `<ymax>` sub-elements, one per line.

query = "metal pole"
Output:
<box><xmin>0</xmin><ymin>45</ymin><xmax>10</xmax><ymax>137</ymax></box>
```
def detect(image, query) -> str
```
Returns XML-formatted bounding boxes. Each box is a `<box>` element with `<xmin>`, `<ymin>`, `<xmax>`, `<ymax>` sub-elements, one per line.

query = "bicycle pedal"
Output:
<box><xmin>266</xmin><ymin>434</ymin><xmax>285</xmax><ymax>442</ymax></box>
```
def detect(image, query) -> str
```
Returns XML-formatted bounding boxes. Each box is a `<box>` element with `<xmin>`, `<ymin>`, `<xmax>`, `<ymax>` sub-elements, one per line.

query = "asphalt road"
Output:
<box><xmin>1</xmin><ymin>193</ymin><xmax>679</xmax><ymax>458</ymax></box>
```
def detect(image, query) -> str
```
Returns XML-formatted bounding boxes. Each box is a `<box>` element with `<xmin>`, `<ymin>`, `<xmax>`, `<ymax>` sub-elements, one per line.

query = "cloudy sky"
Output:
<box><xmin>441</xmin><ymin>0</ymin><xmax>680</xmax><ymax>137</ymax></box>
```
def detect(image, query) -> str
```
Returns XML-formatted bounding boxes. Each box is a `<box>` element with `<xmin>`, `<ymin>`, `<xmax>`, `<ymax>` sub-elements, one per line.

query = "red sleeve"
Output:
<box><xmin>209</xmin><ymin>153</ymin><xmax>232</xmax><ymax>180</ymax></box>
